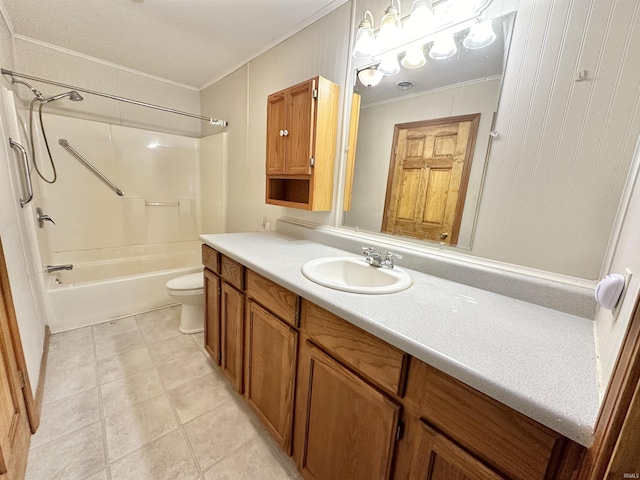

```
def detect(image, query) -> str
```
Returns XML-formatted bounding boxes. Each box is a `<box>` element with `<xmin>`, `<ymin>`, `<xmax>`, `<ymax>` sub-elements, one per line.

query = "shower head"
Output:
<box><xmin>42</xmin><ymin>90</ymin><xmax>84</xmax><ymax>104</ymax></box>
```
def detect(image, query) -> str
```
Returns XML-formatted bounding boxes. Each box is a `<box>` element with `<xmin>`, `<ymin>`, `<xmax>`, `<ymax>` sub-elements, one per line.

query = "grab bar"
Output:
<box><xmin>58</xmin><ymin>139</ymin><xmax>124</xmax><ymax>196</ymax></box>
<box><xmin>145</xmin><ymin>201</ymin><xmax>179</xmax><ymax>206</ymax></box>
<box><xmin>9</xmin><ymin>138</ymin><xmax>33</xmax><ymax>207</ymax></box>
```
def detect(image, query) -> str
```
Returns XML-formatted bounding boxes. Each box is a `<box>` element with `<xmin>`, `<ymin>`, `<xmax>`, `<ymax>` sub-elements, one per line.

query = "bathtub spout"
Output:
<box><xmin>45</xmin><ymin>264</ymin><xmax>73</xmax><ymax>273</ymax></box>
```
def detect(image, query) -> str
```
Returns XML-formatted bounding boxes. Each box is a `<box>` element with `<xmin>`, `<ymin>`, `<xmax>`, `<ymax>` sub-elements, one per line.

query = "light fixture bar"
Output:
<box><xmin>1</xmin><ymin>68</ymin><xmax>229</xmax><ymax>127</ymax></box>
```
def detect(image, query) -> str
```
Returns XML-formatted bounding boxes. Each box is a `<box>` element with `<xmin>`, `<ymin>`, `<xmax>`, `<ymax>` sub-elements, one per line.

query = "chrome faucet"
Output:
<box><xmin>44</xmin><ymin>264</ymin><xmax>73</xmax><ymax>273</ymax></box>
<box><xmin>362</xmin><ymin>247</ymin><xmax>402</xmax><ymax>269</ymax></box>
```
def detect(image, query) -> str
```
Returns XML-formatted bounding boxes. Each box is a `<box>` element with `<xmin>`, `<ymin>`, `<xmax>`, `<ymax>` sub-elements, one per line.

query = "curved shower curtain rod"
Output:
<box><xmin>1</xmin><ymin>68</ymin><xmax>229</xmax><ymax>127</ymax></box>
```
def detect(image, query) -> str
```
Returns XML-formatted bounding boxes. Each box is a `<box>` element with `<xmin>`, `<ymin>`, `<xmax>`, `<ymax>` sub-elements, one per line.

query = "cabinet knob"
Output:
<box><xmin>283</xmin><ymin>129</ymin><xmax>289</xmax><ymax>137</ymax></box>
<box><xmin>440</xmin><ymin>232</ymin><xmax>448</xmax><ymax>240</ymax></box>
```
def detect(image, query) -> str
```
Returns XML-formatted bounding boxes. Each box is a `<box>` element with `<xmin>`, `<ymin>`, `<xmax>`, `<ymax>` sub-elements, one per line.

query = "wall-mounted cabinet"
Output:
<box><xmin>265</xmin><ymin>76</ymin><xmax>339</xmax><ymax>210</ymax></box>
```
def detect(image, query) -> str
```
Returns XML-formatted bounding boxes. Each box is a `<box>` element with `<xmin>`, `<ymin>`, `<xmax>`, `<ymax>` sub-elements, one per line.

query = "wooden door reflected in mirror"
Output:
<box><xmin>382</xmin><ymin>115</ymin><xmax>480</xmax><ymax>246</ymax></box>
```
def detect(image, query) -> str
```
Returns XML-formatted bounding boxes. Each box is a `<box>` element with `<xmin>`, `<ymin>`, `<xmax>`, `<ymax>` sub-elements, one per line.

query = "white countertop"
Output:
<box><xmin>200</xmin><ymin>231</ymin><xmax>600</xmax><ymax>447</ymax></box>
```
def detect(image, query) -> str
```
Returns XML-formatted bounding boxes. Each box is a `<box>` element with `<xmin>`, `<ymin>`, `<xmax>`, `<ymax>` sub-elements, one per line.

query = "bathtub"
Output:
<box><xmin>44</xmin><ymin>242</ymin><xmax>202</xmax><ymax>333</ymax></box>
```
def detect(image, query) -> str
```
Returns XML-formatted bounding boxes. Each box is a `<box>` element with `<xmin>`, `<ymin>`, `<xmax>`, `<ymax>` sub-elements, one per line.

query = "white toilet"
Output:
<box><xmin>166</xmin><ymin>273</ymin><xmax>205</xmax><ymax>334</ymax></box>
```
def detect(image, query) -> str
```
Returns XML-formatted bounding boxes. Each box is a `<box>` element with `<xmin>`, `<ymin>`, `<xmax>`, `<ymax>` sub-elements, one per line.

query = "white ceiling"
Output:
<box><xmin>1</xmin><ymin>0</ymin><xmax>349</xmax><ymax>89</ymax></box>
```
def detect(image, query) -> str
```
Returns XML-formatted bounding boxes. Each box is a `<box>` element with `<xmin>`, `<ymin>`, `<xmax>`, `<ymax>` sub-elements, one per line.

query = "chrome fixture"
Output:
<box><xmin>58</xmin><ymin>139</ymin><xmax>125</xmax><ymax>196</ymax></box>
<box><xmin>361</xmin><ymin>247</ymin><xmax>402</xmax><ymax>269</ymax></box>
<box><xmin>352</xmin><ymin>0</ymin><xmax>497</xmax><ymax>82</ymax></box>
<box><xmin>42</xmin><ymin>90</ymin><xmax>84</xmax><ymax>104</ymax></box>
<box><xmin>8</xmin><ymin>138</ymin><xmax>33</xmax><ymax>207</ymax></box>
<box><xmin>44</xmin><ymin>264</ymin><xmax>73</xmax><ymax>273</ymax></box>
<box><xmin>35</xmin><ymin>207</ymin><xmax>55</xmax><ymax>228</ymax></box>
<box><xmin>1</xmin><ymin>68</ymin><xmax>228</xmax><ymax>127</ymax></box>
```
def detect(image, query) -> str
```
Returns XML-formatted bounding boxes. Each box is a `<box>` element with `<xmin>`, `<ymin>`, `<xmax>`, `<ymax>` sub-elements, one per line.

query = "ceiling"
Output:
<box><xmin>0</xmin><ymin>0</ymin><xmax>348</xmax><ymax>90</ymax></box>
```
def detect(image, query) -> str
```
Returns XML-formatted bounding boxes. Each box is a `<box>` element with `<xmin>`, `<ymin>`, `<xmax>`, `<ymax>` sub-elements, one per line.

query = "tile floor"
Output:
<box><xmin>26</xmin><ymin>305</ymin><xmax>301</xmax><ymax>480</ymax></box>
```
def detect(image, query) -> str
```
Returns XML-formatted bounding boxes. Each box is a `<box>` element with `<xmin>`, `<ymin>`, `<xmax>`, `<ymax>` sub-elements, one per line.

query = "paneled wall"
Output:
<box><xmin>10</xmin><ymin>38</ymin><xmax>201</xmax><ymax>137</ymax></box>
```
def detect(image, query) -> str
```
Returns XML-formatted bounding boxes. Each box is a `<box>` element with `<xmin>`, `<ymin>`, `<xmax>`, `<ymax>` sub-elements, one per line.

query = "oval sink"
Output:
<box><xmin>301</xmin><ymin>257</ymin><xmax>412</xmax><ymax>294</ymax></box>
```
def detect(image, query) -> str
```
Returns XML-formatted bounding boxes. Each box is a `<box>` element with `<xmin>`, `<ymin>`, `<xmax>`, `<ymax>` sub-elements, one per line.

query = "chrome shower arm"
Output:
<box><xmin>58</xmin><ymin>139</ymin><xmax>125</xmax><ymax>197</ymax></box>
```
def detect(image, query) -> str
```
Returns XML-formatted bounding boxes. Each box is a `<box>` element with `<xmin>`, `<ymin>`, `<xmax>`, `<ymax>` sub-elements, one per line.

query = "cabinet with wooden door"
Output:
<box><xmin>265</xmin><ymin>75</ymin><xmax>340</xmax><ymax>211</ymax></box>
<box><xmin>294</xmin><ymin>300</ymin><xmax>409</xmax><ymax>480</ymax></box>
<box><xmin>244</xmin><ymin>271</ymin><xmax>299</xmax><ymax>453</ymax></box>
<box><xmin>202</xmin><ymin>245</ymin><xmax>245</xmax><ymax>393</ymax></box>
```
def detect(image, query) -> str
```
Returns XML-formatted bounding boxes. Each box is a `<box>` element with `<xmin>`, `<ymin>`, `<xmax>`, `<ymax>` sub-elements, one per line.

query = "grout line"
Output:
<box><xmin>92</xmin><ymin>324</ymin><xmax>112</xmax><ymax>480</ymax></box>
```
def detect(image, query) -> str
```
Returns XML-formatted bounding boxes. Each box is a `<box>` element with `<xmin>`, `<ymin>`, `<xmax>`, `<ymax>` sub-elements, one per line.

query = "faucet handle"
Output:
<box><xmin>381</xmin><ymin>251</ymin><xmax>402</xmax><ymax>269</ymax></box>
<box><xmin>361</xmin><ymin>246</ymin><xmax>375</xmax><ymax>254</ymax></box>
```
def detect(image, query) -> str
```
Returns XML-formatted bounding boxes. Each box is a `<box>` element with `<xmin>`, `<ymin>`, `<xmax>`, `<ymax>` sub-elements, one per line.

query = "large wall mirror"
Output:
<box><xmin>342</xmin><ymin>11</ymin><xmax>516</xmax><ymax>249</ymax></box>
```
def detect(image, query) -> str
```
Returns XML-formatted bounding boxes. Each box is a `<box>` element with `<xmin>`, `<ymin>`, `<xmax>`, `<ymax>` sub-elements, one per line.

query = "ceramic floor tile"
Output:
<box><xmin>184</xmin><ymin>399</ymin><xmax>260</xmax><ymax>471</ymax></box>
<box><xmin>203</xmin><ymin>436</ymin><xmax>294</xmax><ymax>480</ymax></box>
<box><xmin>147</xmin><ymin>335</ymin><xmax>201</xmax><ymax>365</ymax></box>
<box><xmin>136</xmin><ymin>307</ymin><xmax>182</xmax><ymax>343</ymax></box>
<box><xmin>104</xmin><ymin>393</ymin><xmax>178</xmax><ymax>462</ymax></box>
<box><xmin>48</xmin><ymin>326</ymin><xmax>93</xmax><ymax>351</ymax></box>
<box><xmin>167</xmin><ymin>371</ymin><xmax>235</xmax><ymax>424</ymax></box>
<box><xmin>109</xmin><ymin>430</ymin><xmax>199</xmax><ymax>480</ymax></box>
<box><xmin>97</xmin><ymin>346</ymin><xmax>153</xmax><ymax>384</ymax></box>
<box><xmin>93</xmin><ymin>316</ymin><xmax>139</xmax><ymax>340</ymax></box>
<box><xmin>31</xmin><ymin>388</ymin><xmax>101</xmax><ymax>448</ymax></box>
<box><xmin>95</xmin><ymin>330</ymin><xmax>145</xmax><ymax>359</ymax></box>
<box><xmin>156</xmin><ymin>349</ymin><xmax>214</xmax><ymax>390</ymax></box>
<box><xmin>86</xmin><ymin>470</ymin><xmax>109</xmax><ymax>480</ymax></box>
<box><xmin>191</xmin><ymin>331</ymin><xmax>205</xmax><ymax>349</ymax></box>
<box><xmin>101</xmin><ymin>367</ymin><xmax>164</xmax><ymax>417</ymax></box>
<box><xmin>42</xmin><ymin>360</ymin><xmax>97</xmax><ymax>405</ymax></box>
<box><xmin>46</xmin><ymin>340</ymin><xmax>95</xmax><ymax>371</ymax></box>
<box><xmin>26</xmin><ymin>422</ymin><xmax>105</xmax><ymax>480</ymax></box>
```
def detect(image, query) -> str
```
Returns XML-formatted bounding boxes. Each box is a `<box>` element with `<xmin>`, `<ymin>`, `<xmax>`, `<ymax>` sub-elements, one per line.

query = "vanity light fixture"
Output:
<box><xmin>463</xmin><ymin>17</ymin><xmax>497</xmax><ymax>49</ymax></box>
<box><xmin>352</xmin><ymin>0</ymin><xmax>496</xmax><ymax>81</ymax></box>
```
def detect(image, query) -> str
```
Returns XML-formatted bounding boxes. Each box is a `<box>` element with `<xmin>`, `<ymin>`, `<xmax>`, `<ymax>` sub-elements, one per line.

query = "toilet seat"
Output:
<box><xmin>166</xmin><ymin>272</ymin><xmax>203</xmax><ymax>291</ymax></box>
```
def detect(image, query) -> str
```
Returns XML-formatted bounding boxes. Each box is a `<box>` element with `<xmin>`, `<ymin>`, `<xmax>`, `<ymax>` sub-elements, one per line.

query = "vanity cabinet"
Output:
<box><xmin>244</xmin><ymin>271</ymin><xmax>300</xmax><ymax>453</ymax></box>
<box><xmin>201</xmin><ymin>246</ymin><xmax>586</xmax><ymax>480</ymax></box>
<box><xmin>202</xmin><ymin>245</ymin><xmax>245</xmax><ymax>393</ymax></box>
<box><xmin>265</xmin><ymin>76</ymin><xmax>339</xmax><ymax>211</ymax></box>
<box><xmin>294</xmin><ymin>300</ymin><xmax>408</xmax><ymax>480</ymax></box>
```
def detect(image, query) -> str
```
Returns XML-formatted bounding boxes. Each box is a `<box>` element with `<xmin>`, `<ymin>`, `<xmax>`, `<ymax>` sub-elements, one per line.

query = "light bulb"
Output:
<box><xmin>378</xmin><ymin>54</ymin><xmax>401</xmax><ymax>76</ymax></box>
<box><xmin>353</xmin><ymin>13</ymin><xmax>375</xmax><ymax>58</ymax></box>
<box><xmin>376</xmin><ymin>3</ymin><xmax>401</xmax><ymax>51</ymax></box>
<box><xmin>463</xmin><ymin>19</ymin><xmax>496</xmax><ymax>49</ymax></box>
<box><xmin>401</xmin><ymin>45</ymin><xmax>427</xmax><ymax>68</ymax></box>
<box><xmin>429</xmin><ymin>34</ymin><xmax>457</xmax><ymax>60</ymax></box>
<box><xmin>406</xmin><ymin>0</ymin><xmax>434</xmax><ymax>38</ymax></box>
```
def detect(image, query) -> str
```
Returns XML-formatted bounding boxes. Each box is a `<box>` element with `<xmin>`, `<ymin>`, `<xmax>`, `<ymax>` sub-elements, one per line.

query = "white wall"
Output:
<box><xmin>346</xmin><ymin>78</ymin><xmax>501</xmax><ymax>247</ymax></box>
<box><xmin>30</xmin><ymin>113</ymin><xmax>200</xmax><ymax>258</ymax></box>
<box><xmin>200</xmin><ymin>132</ymin><xmax>228</xmax><ymax>234</ymax></box>
<box><xmin>595</xmin><ymin>136</ymin><xmax>640</xmax><ymax>393</ymax></box>
<box><xmin>200</xmin><ymin>5</ymin><xmax>351</xmax><ymax>233</ymax></box>
<box><xmin>11</xmin><ymin>37</ymin><xmax>202</xmax><ymax>137</ymax></box>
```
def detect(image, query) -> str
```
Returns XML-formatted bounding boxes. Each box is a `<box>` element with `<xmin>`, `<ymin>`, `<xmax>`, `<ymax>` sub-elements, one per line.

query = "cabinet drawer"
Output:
<box><xmin>403</xmin><ymin>359</ymin><xmax>572</xmax><ymax>480</ymax></box>
<box><xmin>221</xmin><ymin>255</ymin><xmax>244</xmax><ymax>291</ymax></box>
<box><xmin>301</xmin><ymin>300</ymin><xmax>408</xmax><ymax>396</ymax></box>
<box><xmin>247</xmin><ymin>270</ymin><xmax>299</xmax><ymax>327</ymax></box>
<box><xmin>202</xmin><ymin>245</ymin><xmax>219</xmax><ymax>273</ymax></box>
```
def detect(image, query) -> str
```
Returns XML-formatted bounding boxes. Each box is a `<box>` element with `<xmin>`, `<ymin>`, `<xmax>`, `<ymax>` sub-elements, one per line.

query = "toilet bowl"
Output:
<box><xmin>166</xmin><ymin>273</ymin><xmax>204</xmax><ymax>334</ymax></box>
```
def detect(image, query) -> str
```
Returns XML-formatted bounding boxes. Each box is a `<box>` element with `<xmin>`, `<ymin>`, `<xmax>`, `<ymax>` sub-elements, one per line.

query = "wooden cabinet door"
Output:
<box><xmin>266</xmin><ymin>91</ymin><xmax>287</xmax><ymax>175</ymax></box>
<box><xmin>204</xmin><ymin>268</ymin><xmax>220</xmax><ymax>365</ymax></box>
<box><xmin>244</xmin><ymin>301</ymin><xmax>298</xmax><ymax>453</ymax></box>
<box><xmin>410</xmin><ymin>420</ymin><xmax>506</xmax><ymax>480</ymax></box>
<box><xmin>285</xmin><ymin>79</ymin><xmax>315</xmax><ymax>175</ymax></box>
<box><xmin>0</xmin><ymin>242</ymin><xmax>31</xmax><ymax>480</ymax></box>
<box><xmin>295</xmin><ymin>340</ymin><xmax>401</xmax><ymax>480</ymax></box>
<box><xmin>220</xmin><ymin>282</ymin><xmax>244</xmax><ymax>393</ymax></box>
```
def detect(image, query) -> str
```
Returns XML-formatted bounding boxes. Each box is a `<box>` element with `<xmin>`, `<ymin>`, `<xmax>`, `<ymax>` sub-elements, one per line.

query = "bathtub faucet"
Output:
<box><xmin>44</xmin><ymin>264</ymin><xmax>73</xmax><ymax>273</ymax></box>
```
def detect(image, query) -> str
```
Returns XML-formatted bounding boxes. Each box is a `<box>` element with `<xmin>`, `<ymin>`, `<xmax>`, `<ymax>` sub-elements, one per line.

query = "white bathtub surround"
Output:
<box><xmin>44</xmin><ymin>240</ymin><xmax>202</xmax><ymax>332</ymax></box>
<box><xmin>201</xmin><ymin>231</ymin><xmax>599</xmax><ymax>447</ymax></box>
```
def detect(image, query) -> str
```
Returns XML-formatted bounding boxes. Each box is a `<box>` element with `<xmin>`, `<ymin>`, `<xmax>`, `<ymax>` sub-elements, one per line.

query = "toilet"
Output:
<box><xmin>166</xmin><ymin>273</ymin><xmax>205</xmax><ymax>334</ymax></box>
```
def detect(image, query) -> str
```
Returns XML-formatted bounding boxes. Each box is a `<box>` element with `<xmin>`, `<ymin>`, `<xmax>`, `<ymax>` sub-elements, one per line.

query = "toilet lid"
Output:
<box><xmin>167</xmin><ymin>273</ymin><xmax>204</xmax><ymax>290</ymax></box>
